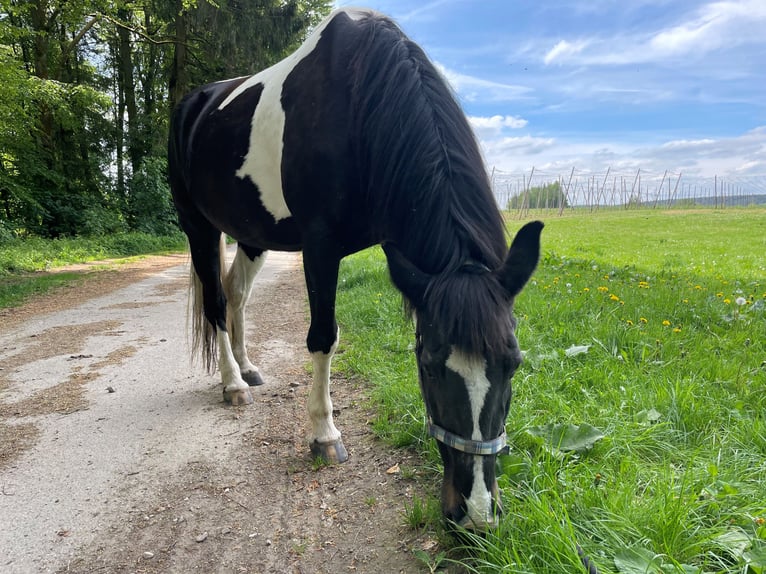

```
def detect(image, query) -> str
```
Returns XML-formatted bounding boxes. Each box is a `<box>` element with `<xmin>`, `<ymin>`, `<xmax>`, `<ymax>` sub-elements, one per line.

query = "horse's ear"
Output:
<box><xmin>498</xmin><ymin>220</ymin><xmax>543</xmax><ymax>298</ymax></box>
<box><xmin>382</xmin><ymin>243</ymin><xmax>430</xmax><ymax>308</ymax></box>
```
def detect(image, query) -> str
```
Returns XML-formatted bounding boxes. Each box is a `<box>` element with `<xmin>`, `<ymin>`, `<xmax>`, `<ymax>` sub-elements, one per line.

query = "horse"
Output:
<box><xmin>168</xmin><ymin>7</ymin><xmax>542</xmax><ymax>530</ymax></box>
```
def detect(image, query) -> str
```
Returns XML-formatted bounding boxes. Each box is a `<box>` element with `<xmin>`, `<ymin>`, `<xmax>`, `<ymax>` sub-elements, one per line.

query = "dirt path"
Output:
<box><xmin>0</xmin><ymin>249</ymin><xmax>431</xmax><ymax>573</ymax></box>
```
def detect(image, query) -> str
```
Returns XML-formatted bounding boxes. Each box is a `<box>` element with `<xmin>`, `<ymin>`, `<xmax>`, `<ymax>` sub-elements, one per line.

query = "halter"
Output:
<box><xmin>421</xmin><ymin>258</ymin><xmax>509</xmax><ymax>457</ymax></box>
<box><xmin>427</xmin><ymin>418</ymin><xmax>509</xmax><ymax>456</ymax></box>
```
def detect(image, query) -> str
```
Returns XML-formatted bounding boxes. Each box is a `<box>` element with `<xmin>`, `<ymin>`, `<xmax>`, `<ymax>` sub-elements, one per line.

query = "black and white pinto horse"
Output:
<box><xmin>169</xmin><ymin>8</ymin><xmax>542</xmax><ymax>529</ymax></box>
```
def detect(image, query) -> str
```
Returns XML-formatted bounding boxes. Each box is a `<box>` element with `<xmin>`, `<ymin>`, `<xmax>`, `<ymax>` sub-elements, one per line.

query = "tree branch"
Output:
<box><xmin>95</xmin><ymin>12</ymin><xmax>180</xmax><ymax>46</ymax></box>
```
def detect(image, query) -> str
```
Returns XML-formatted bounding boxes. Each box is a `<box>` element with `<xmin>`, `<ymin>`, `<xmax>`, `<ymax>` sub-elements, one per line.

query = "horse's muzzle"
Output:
<box><xmin>442</xmin><ymin>480</ymin><xmax>502</xmax><ymax>531</ymax></box>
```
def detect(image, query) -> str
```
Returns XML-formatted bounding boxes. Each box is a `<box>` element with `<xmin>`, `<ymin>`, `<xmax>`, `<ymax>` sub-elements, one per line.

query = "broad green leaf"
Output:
<box><xmin>635</xmin><ymin>408</ymin><xmax>662</xmax><ymax>424</ymax></box>
<box><xmin>526</xmin><ymin>423</ymin><xmax>605</xmax><ymax>453</ymax></box>
<box><xmin>659</xmin><ymin>564</ymin><xmax>702</xmax><ymax>574</ymax></box>
<box><xmin>497</xmin><ymin>454</ymin><xmax>531</xmax><ymax>484</ymax></box>
<box><xmin>614</xmin><ymin>546</ymin><xmax>660</xmax><ymax>574</ymax></box>
<box><xmin>565</xmin><ymin>344</ymin><xmax>591</xmax><ymax>357</ymax></box>
<box><xmin>744</xmin><ymin>545</ymin><xmax>766</xmax><ymax>573</ymax></box>
<box><xmin>714</xmin><ymin>530</ymin><xmax>752</xmax><ymax>559</ymax></box>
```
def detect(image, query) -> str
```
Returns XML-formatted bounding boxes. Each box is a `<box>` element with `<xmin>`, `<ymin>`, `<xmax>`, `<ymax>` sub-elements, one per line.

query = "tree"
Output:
<box><xmin>168</xmin><ymin>0</ymin><xmax>330</xmax><ymax>110</ymax></box>
<box><xmin>0</xmin><ymin>0</ymin><xmax>333</xmax><ymax>238</ymax></box>
<box><xmin>508</xmin><ymin>181</ymin><xmax>569</xmax><ymax>210</ymax></box>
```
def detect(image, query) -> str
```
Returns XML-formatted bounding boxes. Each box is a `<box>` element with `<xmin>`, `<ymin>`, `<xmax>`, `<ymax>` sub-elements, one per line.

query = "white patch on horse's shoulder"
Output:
<box><xmin>216</xmin><ymin>11</ymin><xmax>344</xmax><ymax>222</ymax></box>
<box><xmin>445</xmin><ymin>348</ymin><xmax>489</xmax><ymax>442</ymax></box>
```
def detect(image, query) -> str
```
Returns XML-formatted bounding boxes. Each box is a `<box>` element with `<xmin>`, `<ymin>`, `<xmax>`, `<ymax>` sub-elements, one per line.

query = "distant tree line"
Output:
<box><xmin>0</xmin><ymin>0</ymin><xmax>331</xmax><ymax>240</ymax></box>
<box><xmin>507</xmin><ymin>181</ymin><xmax>569</xmax><ymax>210</ymax></box>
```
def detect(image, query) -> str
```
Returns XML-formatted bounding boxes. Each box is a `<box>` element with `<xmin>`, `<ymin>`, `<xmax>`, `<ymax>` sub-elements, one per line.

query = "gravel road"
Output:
<box><xmin>0</xmin><ymin>249</ymin><xmax>431</xmax><ymax>574</ymax></box>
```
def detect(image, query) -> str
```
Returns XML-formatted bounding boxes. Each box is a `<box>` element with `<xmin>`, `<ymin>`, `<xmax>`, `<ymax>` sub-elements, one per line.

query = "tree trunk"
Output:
<box><xmin>169</xmin><ymin>0</ymin><xmax>189</xmax><ymax>113</ymax></box>
<box><xmin>117</xmin><ymin>7</ymin><xmax>142</xmax><ymax>175</ymax></box>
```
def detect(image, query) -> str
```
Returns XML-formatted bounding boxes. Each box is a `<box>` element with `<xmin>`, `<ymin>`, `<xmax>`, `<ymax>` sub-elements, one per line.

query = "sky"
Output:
<box><xmin>332</xmin><ymin>0</ymin><xmax>766</xmax><ymax>187</ymax></box>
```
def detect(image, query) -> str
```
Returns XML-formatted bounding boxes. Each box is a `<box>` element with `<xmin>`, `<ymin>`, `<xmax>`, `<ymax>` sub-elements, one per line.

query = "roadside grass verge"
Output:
<box><xmin>0</xmin><ymin>232</ymin><xmax>186</xmax><ymax>309</ymax></box>
<box><xmin>334</xmin><ymin>209</ymin><xmax>766</xmax><ymax>574</ymax></box>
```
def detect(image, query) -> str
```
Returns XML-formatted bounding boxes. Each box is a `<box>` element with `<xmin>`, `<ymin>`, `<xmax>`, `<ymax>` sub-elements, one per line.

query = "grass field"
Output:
<box><xmin>0</xmin><ymin>232</ymin><xmax>186</xmax><ymax>308</ymax></box>
<box><xmin>333</xmin><ymin>209</ymin><xmax>766</xmax><ymax>573</ymax></box>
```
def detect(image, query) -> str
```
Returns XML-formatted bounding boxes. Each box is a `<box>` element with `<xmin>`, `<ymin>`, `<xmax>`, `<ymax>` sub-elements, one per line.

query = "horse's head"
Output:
<box><xmin>384</xmin><ymin>221</ymin><xmax>543</xmax><ymax>529</ymax></box>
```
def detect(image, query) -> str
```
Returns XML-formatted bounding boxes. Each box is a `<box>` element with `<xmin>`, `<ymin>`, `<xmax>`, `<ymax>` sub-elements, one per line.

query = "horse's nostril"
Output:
<box><xmin>458</xmin><ymin>512</ymin><xmax>499</xmax><ymax>531</ymax></box>
<box><xmin>443</xmin><ymin>504</ymin><xmax>466</xmax><ymax>526</ymax></box>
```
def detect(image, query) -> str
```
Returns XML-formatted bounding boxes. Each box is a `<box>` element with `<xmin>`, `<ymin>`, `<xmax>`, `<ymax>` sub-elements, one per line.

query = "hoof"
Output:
<box><xmin>224</xmin><ymin>388</ymin><xmax>254</xmax><ymax>406</ymax></box>
<box><xmin>242</xmin><ymin>370</ymin><xmax>265</xmax><ymax>387</ymax></box>
<box><xmin>310</xmin><ymin>439</ymin><xmax>349</xmax><ymax>464</ymax></box>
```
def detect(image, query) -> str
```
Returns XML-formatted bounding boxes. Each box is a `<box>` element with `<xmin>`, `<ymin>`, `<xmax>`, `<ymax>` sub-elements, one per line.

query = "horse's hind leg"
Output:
<box><xmin>186</xmin><ymin>225</ymin><xmax>253</xmax><ymax>406</ymax></box>
<box><xmin>223</xmin><ymin>243</ymin><xmax>267</xmax><ymax>386</ymax></box>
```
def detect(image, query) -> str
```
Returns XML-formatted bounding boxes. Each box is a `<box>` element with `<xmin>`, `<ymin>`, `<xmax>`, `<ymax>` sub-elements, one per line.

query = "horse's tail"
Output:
<box><xmin>188</xmin><ymin>234</ymin><xmax>228</xmax><ymax>373</ymax></box>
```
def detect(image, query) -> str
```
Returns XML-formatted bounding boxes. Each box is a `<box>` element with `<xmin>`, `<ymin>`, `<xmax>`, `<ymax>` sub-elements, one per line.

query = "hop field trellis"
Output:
<box><xmin>491</xmin><ymin>167</ymin><xmax>766</xmax><ymax>215</ymax></box>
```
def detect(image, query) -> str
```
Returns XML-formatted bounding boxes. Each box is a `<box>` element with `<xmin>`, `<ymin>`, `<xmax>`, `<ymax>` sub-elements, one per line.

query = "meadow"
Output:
<box><xmin>333</xmin><ymin>209</ymin><xmax>766</xmax><ymax>574</ymax></box>
<box><xmin>0</xmin><ymin>232</ymin><xmax>186</xmax><ymax>308</ymax></box>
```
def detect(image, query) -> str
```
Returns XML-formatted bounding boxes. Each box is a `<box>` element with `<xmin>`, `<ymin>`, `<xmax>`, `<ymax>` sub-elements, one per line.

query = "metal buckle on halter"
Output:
<box><xmin>427</xmin><ymin>418</ymin><xmax>509</xmax><ymax>456</ymax></box>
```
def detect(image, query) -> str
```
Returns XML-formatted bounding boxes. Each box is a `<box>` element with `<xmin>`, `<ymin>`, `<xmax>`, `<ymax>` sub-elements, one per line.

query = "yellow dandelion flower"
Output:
<box><xmin>583</xmin><ymin>287</ymin><xmax>590</xmax><ymax>293</ymax></box>
<box><xmin>639</xmin><ymin>317</ymin><xmax>648</xmax><ymax>324</ymax></box>
<box><xmin>610</xmin><ymin>294</ymin><xmax>620</xmax><ymax>301</ymax></box>
<box><xmin>682</xmin><ymin>298</ymin><xmax>689</xmax><ymax>304</ymax></box>
<box><xmin>598</xmin><ymin>286</ymin><xmax>609</xmax><ymax>293</ymax></box>
<box><xmin>694</xmin><ymin>285</ymin><xmax>703</xmax><ymax>290</ymax></box>
<box><xmin>673</xmin><ymin>327</ymin><xmax>682</xmax><ymax>333</ymax></box>
<box><xmin>626</xmin><ymin>320</ymin><xmax>634</xmax><ymax>326</ymax></box>
<box><xmin>723</xmin><ymin>298</ymin><xmax>731</xmax><ymax>304</ymax></box>
<box><xmin>716</xmin><ymin>292</ymin><xmax>723</xmax><ymax>297</ymax></box>
<box><xmin>638</xmin><ymin>281</ymin><xmax>650</xmax><ymax>289</ymax></box>
<box><xmin>662</xmin><ymin>320</ymin><xmax>671</xmax><ymax>326</ymax></box>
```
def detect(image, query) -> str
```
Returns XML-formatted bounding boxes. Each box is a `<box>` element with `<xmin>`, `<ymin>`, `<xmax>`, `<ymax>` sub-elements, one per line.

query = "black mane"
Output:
<box><xmin>348</xmin><ymin>13</ymin><xmax>513</xmax><ymax>356</ymax></box>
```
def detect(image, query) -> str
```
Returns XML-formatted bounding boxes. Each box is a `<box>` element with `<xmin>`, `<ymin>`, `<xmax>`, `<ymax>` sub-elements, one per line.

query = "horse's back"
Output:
<box><xmin>168</xmin><ymin>9</ymin><xmax>386</xmax><ymax>252</ymax></box>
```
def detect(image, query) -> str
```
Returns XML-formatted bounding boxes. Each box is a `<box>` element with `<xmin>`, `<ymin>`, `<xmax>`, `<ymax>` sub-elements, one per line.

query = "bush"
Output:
<box><xmin>127</xmin><ymin>157</ymin><xmax>180</xmax><ymax>236</ymax></box>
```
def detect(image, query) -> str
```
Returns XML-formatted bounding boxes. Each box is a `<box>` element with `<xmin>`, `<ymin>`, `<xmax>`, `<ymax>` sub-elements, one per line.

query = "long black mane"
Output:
<box><xmin>348</xmin><ymin>13</ymin><xmax>514</xmax><ymax>356</ymax></box>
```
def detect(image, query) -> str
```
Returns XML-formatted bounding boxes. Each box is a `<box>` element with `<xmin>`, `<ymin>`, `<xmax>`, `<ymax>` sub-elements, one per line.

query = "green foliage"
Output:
<box><xmin>0</xmin><ymin>232</ymin><xmax>186</xmax><ymax>276</ymax></box>
<box><xmin>508</xmin><ymin>180</ymin><xmax>569</xmax><ymax>210</ymax></box>
<box><xmin>0</xmin><ymin>0</ymin><xmax>332</xmax><ymax>238</ymax></box>
<box><xmin>334</xmin><ymin>209</ymin><xmax>766</xmax><ymax>574</ymax></box>
<box><xmin>187</xmin><ymin>0</ymin><xmax>332</xmax><ymax>82</ymax></box>
<box><xmin>127</xmin><ymin>157</ymin><xmax>180</xmax><ymax>235</ymax></box>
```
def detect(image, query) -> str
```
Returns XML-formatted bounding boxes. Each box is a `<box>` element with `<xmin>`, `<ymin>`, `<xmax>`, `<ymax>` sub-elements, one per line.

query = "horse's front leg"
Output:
<box><xmin>303</xmin><ymin>248</ymin><xmax>348</xmax><ymax>463</ymax></box>
<box><xmin>224</xmin><ymin>244</ymin><xmax>267</xmax><ymax>386</ymax></box>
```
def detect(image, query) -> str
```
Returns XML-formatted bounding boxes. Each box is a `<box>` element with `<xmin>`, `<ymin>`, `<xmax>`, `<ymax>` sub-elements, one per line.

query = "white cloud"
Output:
<box><xmin>469</xmin><ymin>114</ymin><xmax>527</xmax><ymax>131</ymax></box>
<box><xmin>435</xmin><ymin>64</ymin><xmax>532</xmax><ymax>103</ymax></box>
<box><xmin>544</xmin><ymin>40</ymin><xmax>588</xmax><ymax>65</ymax></box>
<box><xmin>482</xmin><ymin>135</ymin><xmax>557</xmax><ymax>157</ymax></box>
<box><xmin>537</xmin><ymin>1</ymin><xmax>766</xmax><ymax>69</ymax></box>
<box><xmin>649</xmin><ymin>0</ymin><xmax>766</xmax><ymax>57</ymax></box>
<box><xmin>476</xmin><ymin>126</ymin><xmax>766</xmax><ymax>178</ymax></box>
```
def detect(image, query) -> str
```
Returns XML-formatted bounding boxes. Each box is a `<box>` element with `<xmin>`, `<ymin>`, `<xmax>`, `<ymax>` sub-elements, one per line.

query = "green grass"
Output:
<box><xmin>0</xmin><ymin>272</ymin><xmax>87</xmax><ymax>309</ymax></box>
<box><xmin>0</xmin><ymin>231</ymin><xmax>186</xmax><ymax>308</ymax></box>
<box><xmin>0</xmin><ymin>232</ymin><xmax>186</xmax><ymax>275</ymax></box>
<box><xmin>334</xmin><ymin>208</ymin><xmax>766</xmax><ymax>574</ymax></box>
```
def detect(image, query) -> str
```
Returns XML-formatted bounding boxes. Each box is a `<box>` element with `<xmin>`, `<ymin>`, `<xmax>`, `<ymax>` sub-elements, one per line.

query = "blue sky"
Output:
<box><xmin>332</xmin><ymin>1</ymin><xmax>766</xmax><ymax>181</ymax></box>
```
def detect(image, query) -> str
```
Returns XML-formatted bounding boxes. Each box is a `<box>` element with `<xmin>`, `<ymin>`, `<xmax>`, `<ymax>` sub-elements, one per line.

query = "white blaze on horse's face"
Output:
<box><xmin>445</xmin><ymin>348</ymin><xmax>498</xmax><ymax>528</ymax></box>
<box><xmin>414</xmin><ymin>313</ymin><xmax>517</xmax><ymax>530</ymax></box>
